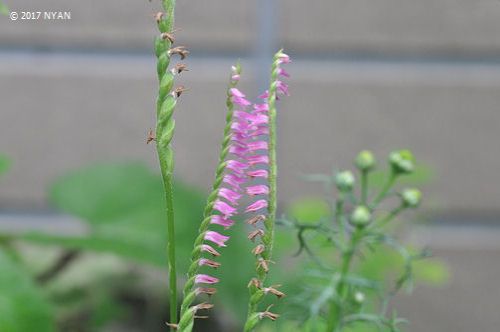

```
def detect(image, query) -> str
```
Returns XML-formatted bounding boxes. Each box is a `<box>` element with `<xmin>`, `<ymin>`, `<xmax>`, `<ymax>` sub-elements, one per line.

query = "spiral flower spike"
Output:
<box><xmin>177</xmin><ymin>64</ymin><xmax>245</xmax><ymax>332</ymax></box>
<box><xmin>153</xmin><ymin>0</ymin><xmax>185</xmax><ymax>329</ymax></box>
<box><xmin>243</xmin><ymin>50</ymin><xmax>291</xmax><ymax>332</ymax></box>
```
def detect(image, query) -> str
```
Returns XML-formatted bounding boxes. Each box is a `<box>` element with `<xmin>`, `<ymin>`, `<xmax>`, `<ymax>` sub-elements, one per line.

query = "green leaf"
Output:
<box><xmin>370</xmin><ymin>164</ymin><xmax>434</xmax><ymax>188</ymax></box>
<box><xmin>287</xmin><ymin>197</ymin><xmax>331</xmax><ymax>224</ymax></box>
<box><xmin>22</xmin><ymin>162</ymin><xmax>205</xmax><ymax>270</ymax></box>
<box><xmin>0</xmin><ymin>154</ymin><xmax>10</xmax><ymax>176</ymax></box>
<box><xmin>413</xmin><ymin>258</ymin><xmax>450</xmax><ymax>286</ymax></box>
<box><xmin>0</xmin><ymin>251</ymin><xmax>55</xmax><ymax>332</ymax></box>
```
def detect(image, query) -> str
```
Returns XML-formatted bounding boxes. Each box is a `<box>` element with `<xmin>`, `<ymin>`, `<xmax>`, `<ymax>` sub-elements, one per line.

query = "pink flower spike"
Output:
<box><xmin>246</xmin><ymin>185</ymin><xmax>270</xmax><ymax>196</ymax></box>
<box><xmin>247</xmin><ymin>169</ymin><xmax>269</xmax><ymax>178</ymax></box>
<box><xmin>248</xmin><ymin>114</ymin><xmax>269</xmax><ymax>126</ymax></box>
<box><xmin>248</xmin><ymin>155</ymin><xmax>269</xmax><ymax>166</ymax></box>
<box><xmin>218</xmin><ymin>188</ymin><xmax>241</xmax><ymax>205</ymax></box>
<box><xmin>245</xmin><ymin>199</ymin><xmax>268</xmax><ymax>213</ymax></box>
<box><xmin>230</xmin><ymin>88</ymin><xmax>246</xmax><ymax>98</ymax></box>
<box><xmin>205</xmin><ymin>230</ymin><xmax>230</xmax><ymax>247</ymax></box>
<box><xmin>258</xmin><ymin>90</ymin><xmax>269</xmax><ymax>99</ymax></box>
<box><xmin>210</xmin><ymin>215</ymin><xmax>235</xmax><ymax>229</ymax></box>
<box><xmin>248</xmin><ymin>141</ymin><xmax>268</xmax><ymax>152</ymax></box>
<box><xmin>214</xmin><ymin>200</ymin><xmax>237</xmax><ymax>217</ymax></box>
<box><xmin>278</xmin><ymin>68</ymin><xmax>290</xmax><ymax>78</ymax></box>
<box><xmin>195</xmin><ymin>274</ymin><xmax>219</xmax><ymax>284</ymax></box>
<box><xmin>229</xmin><ymin>145</ymin><xmax>248</xmax><ymax>158</ymax></box>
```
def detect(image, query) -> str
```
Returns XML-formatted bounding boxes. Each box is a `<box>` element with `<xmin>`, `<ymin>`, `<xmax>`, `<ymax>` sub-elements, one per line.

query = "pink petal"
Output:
<box><xmin>210</xmin><ymin>215</ymin><xmax>235</xmax><ymax>229</ymax></box>
<box><xmin>248</xmin><ymin>155</ymin><xmax>269</xmax><ymax>166</ymax></box>
<box><xmin>213</xmin><ymin>200</ymin><xmax>237</xmax><ymax>217</ymax></box>
<box><xmin>248</xmin><ymin>141</ymin><xmax>268</xmax><ymax>152</ymax></box>
<box><xmin>245</xmin><ymin>199</ymin><xmax>268</xmax><ymax>213</ymax></box>
<box><xmin>246</xmin><ymin>185</ymin><xmax>270</xmax><ymax>196</ymax></box>
<box><xmin>230</xmin><ymin>88</ymin><xmax>245</xmax><ymax>98</ymax></box>
<box><xmin>205</xmin><ymin>230</ymin><xmax>230</xmax><ymax>247</ymax></box>
<box><xmin>218</xmin><ymin>188</ymin><xmax>241</xmax><ymax>205</ymax></box>
<box><xmin>247</xmin><ymin>169</ymin><xmax>269</xmax><ymax>178</ymax></box>
<box><xmin>195</xmin><ymin>274</ymin><xmax>219</xmax><ymax>284</ymax></box>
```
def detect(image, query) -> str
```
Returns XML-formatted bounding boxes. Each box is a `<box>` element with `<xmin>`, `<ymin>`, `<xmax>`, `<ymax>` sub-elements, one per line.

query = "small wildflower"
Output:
<box><xmin>246</xmin><ymin>185</ymin><xmax>270</xmax><ymax>196</ymax></box>
<box><xmin>210</xmin><ymin>215</ymin><xmax>235</xmax><ymax>229</ymax></box>
<box><xmin>263</xmin><ymin>285</ymin><xmax>286</xmax><ymax>299</ymax></box>
<box><xmin>213</xmin><ymin>200</ymin><xmax>237</xmax><ymax>217</ymax></box>
<box><xmin>168</xmin><ymin>46</ymin><xmax>190</xmax><ymax>59</ymax></box>
<box><xmin>252</xmin><ymin>244</ymin><xmax>265</xmax><ymax>255</ymax></box>
<box><xmin>198</xmin><ymin>258</ymin><xmax>221</xmax><ymax>268</ymax></box>
<box><xmin>246</xmin><ymin>214</ymin><xmax>266</xmax><ymax>226</ymax></box>
<box><xmin>201</xmin><ymin>244</ymin><xmax>220</xmax><ymax>256</ymax></box>
<box><xmin>195</xmin><ymin>274</ymin><xmax>219</xmax><ymax>284</ymax></box>
<box><xmin>245</xmin><ymin>199</ymin><xmax>268</xmax><ymax>213</ymax></box>
<box><xmin>204</xmin><ymin>230</ymin><xmax>230</xmax><ymax>247</ymax></box>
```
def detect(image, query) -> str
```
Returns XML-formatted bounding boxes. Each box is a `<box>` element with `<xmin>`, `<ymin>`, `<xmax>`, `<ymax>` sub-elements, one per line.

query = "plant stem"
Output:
<box><xmin>361</xmin><ymin>170</ymin><xmax>368</xmax><ymax>205</ymax></box>
<box><xmin>371</xmin><ymin>173</ymin><xmax>397</xmax><ymax>208</ymax></box>
<box><xmin>155</xmin><ymin>0</ymin><xmax>177</xmax><ymax>328</ymax></box>
<box><xmin>326</xmin><ymin>228</ymin><xmax>362</xmax><ymax>332</ymax></box>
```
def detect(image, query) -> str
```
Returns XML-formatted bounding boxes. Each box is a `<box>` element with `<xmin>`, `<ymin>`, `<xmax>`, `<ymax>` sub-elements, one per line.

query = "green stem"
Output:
<box><xmin>155</xmin><ymin>0</ymin><xmax>177</xmax><ymax>328</ymax></box>
<box><xmin>326</xmin><ymin>228</ymin><xmax>362</xmax><ymax>332</ymax></box>
<box><xmin>335</xmin><ymin>193</ymin><xmax>346</xmax><ymax>245</ymax></box>
<box><xmin>371</xmin><ymin>173</ymin><xmax>397</xmax><ymax>208</ymax></box>
<box><xmin>361</xmin><ymin>170</ymin><xmax>368</xmax><ymax>205</ymax></box>
<box><xmin>373</xmin><ymin>204</ymin><xmax>405</xmax><ymax>229</ymax></box>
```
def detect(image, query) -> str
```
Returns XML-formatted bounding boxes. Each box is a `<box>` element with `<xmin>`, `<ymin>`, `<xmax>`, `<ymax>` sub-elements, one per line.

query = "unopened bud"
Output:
<box><xmin>350</xmin><ymin>205</ymin><xmax>371</xmax><ymax>227</ymax></box>
<box><xmin>353</xmin><ymin>291</ymin><xmax>365</xmax><ymax>304</ymax></box>
<box><xmin>401</xmin><ymin>188</ymin><xmax>422</xmax><ymax>208</ymax></box>
<box><xmin>389</xmin><ymin>150</ymin><xmax>415</xmax><ymax>175</ymax></box>
<box><xmin>355</xmin><ymin>150</ymin><xmax>376</xmax><ymax>171</ymax></box>
<box><xmin>335</xmin><ymin>170</ymin><xmax>355</xmax><ymax>192</ymax></box>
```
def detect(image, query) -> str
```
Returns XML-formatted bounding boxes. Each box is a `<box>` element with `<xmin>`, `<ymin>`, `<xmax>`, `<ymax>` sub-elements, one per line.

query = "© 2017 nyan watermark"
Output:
<box><xmin>9</xmin><ymin>11</ymin><xmax>71</xmax><ymax>21</ymax></box>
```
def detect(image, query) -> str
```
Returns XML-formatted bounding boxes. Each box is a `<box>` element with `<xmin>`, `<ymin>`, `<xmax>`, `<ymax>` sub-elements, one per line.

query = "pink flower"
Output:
<box><xmin>231</xmin><ymin>74</ymin><xmax>240</xmax><ymax>81</ymax></box>
<box><xmin>246</xmin><ymin>185</ymin><xmax>270</xmax><ymax>196</ymax></box>
<box><xmin>229</xmin><ymin>145</ymin><xmax>249</xmax><ymax>158</ymax></box>
<box><xmin>248</xmin><ymin>155</ymin><xmax>269</xmax><ymax>166</ymax></box>
<box><xmin>278</xmin><ymin>68</ymin><xmax>290</xmax><ymax>78</ymax></box>
<box><xmin>248</xmin><ymin>141</ymin><xmax>268</xmax><ymax>151</ymax></box>
<box><xmin>195</xmin><ymin>274</ymin><xmax>219</xmax><ymax>284</ymax></box>
<box><xmin>253</xmin><ymin>103</ymin><xmax>269</xmax><ymax>112</ymax></box>
<box><xmin>276</xmin><ymin>80</ymin><xmax>290</xmax><ymax>96</ymax></box>
<box><xmin>245</xmin><ymin>199</ymin><xmax>268</xmax><ymax>213</ymax></box>
<box><xmin>230</xmin><ymin>88</ymin><xmax>245</xmax><ymax>98</ymax></box>
<box><xmin>258</xmin><ymin>90</ymin><xmax>269</xmax><ymax>99</ymax></box>
<box><xmin>247</xmin><ymin>169</ymin><xmax>269</xmax><ymax>178</ymax></box>
<box><xmin>223</xmin><ymin>173</ymin><xmax>245</xmax><ymax>190</ymax></box>
<box><xmin>233</xmin><ymin>96</ymin><xmax>251</xmax><ymax>106</ymax></box>
<box><xmin>210</xmin><ymin>215</ymin><xmax>235</xmax><ymax>229</ymax></box>
<box><xmin>278</xmin><ymin>52</ymin><xmax>291</xmax><ymax>64</ymax></box>
<box><xmin>214</xmin><ymin>200</ymin><xmax>237</xmax><ymax>217</ymax></box>
<box><xmin>205</xmin><ymin>230</ymin><xmax>230</xmax><ymax>247</ymax></box>
<box><xmin>218</xmin><ymin>188</ymin><xmax>241</xmax><ymax>205</ymax></box>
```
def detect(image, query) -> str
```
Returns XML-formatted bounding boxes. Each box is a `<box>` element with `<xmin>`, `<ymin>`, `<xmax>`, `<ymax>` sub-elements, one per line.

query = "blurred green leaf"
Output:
<box><xmin>413</xmin><ymin>258</ymin><xmax>450</xmax><ymax>286</ymax></box>
<box><xmin>0</xmin><ymin>2</ymin><xmax>8</xmax><ymax>16</ymax></box>
<box><xmin>0</xmin><ymin>154</ymin><xmax>10</xmax><ymax>176</ymax></box>
<box><xmin>0</xmin><ymin>251</ymin><xmax>55</xmax><ymax>332</ymax></box>
<box><xmin>287</xmin><ymin>197</ymin><xmax>331</xmax><ymax>224</ymax></box>
<box><xmin>370</xmin><ymin>164</ymin><xmax>434</xmax><ymax>188</ymax></box>
<box><xmin>22</xmin><ymin>162</ymin><xmax>205</xmax><ymax>270</ymax></box>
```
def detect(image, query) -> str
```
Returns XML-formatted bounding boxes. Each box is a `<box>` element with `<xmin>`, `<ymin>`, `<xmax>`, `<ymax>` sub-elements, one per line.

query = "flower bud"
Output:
<box><xmin>401</xmin><ymin>188</ymin><xmax>422</xmax><ymax>208</ymax></box>
<box><xmin>355</xmin><ymin>150</ymin><xmax>376</xmax><ymax>171</ymax></box>
<box><xmin>335</xmin><ymin>170</ymin><xmax>355</xmax><ymax>192</ymax></box>
<box><xmin>350</xmin><ymin>206</ymin><xmax>371</xmax><ymax>227</ymax></box>
<box><xmin>389</xmin><ymin>150</ymin><xmax>415</xmax><ymax>175</ymax></box>
<box><xmin>353</xmin><ymin>291</ymin><xmax>365</xmax><ymax>304</ymax></box>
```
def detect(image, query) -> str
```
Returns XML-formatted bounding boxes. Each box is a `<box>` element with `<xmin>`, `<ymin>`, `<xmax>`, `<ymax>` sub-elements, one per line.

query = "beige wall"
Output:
<box><xmin>1</xmin><ymin>0</ymin><xmax>500</xmax><ymax>214</ymax></box>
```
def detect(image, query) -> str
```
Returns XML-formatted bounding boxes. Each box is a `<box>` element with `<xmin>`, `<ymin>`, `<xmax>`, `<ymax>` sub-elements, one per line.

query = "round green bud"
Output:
<box><xmin>350</xmin><ymin>206</ymin><xmax>371</xmax><ymax>227</ymax></box>
<box><xmin>401</xmin><ymin>188</ymin><xmax>422</xmax><ymax>208</ymax></box>
<box><xmin>335</xmin><ymin>170</ymin><xmax>355</xmax><ymax>192</ymax></box>
<box><xmin>355</xmin><ymin>150</ymin><xmax>376</xmax><ymax>171</ymax></box>
<box><xmin>389</xmin><ymin>150</ymin><xmax>415</xmax><ymax>175</ymax></box>
<box><xmin>353</xmin><ymin>291</ymin><xmax>365</xmax><ymax>304</ymax></box>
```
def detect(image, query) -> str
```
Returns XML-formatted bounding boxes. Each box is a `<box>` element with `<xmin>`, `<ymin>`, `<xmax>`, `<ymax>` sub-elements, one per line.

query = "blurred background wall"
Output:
<box><xmin>1</xmin><ymin>1</ymin><xmax>500</xmax><ymax>331</ymax></box>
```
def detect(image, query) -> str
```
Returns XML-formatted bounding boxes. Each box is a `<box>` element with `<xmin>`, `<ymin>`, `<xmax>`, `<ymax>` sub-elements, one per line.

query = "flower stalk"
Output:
<box><xmin>153</xmin><ymin>0</ymin><xmax>183</xmax><ymax>328</ymax></box>
<box><xmin>177</xmin><ymin>64</ymin><xmax>243</xmax><ymax>331</ymax></box>
<box><xmin>244</xmin><ymin>50</ymin><xmax>291</xmax><ymax>332</ymax></box>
